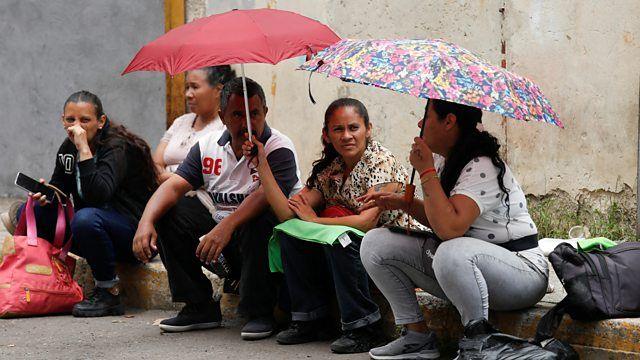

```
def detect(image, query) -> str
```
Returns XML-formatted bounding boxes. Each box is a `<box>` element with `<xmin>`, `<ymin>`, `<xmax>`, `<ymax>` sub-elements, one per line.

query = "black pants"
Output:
<box><xmin>157</xmin><ymin>196</ymin><xmax>279</xmax><ymax>318</ymax></box>
<box><xmin>280</xmin><ymin>233</ymin><xmax>381</xmax><ymax>330</ymax></box>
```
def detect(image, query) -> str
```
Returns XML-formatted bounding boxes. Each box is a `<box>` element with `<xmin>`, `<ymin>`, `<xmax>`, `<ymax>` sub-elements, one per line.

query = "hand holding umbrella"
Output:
<box><xmin>242</xmin><ymin>133</ymin><xmax>267</xmax><ymax>168</ymax></box>
<box><xmin>404</xmin><ymin>133</ymin><xmax>437</xmax><ymax>203</ymax></box>
<box><xmin>409</xmin><ymin>137</ymin><xmax>435</xmax><ymax>176</ymax></box>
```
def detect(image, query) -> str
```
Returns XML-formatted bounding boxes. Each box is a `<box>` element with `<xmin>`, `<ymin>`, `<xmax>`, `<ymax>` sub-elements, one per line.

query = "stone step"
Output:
<box><xmin>402</xmin><ymin>292</ymin><xmax>640</xmax><ymax>358</ymax></box>
<box><xmin>374</xmin><ymin>265</ymin><xmax>640</xmax><ymax>358</ymax></box>
<box><xmin>572</xmin><ymin>345</ymin><xmax>640</xmax><ymax>360</ymax></box>
<box><xmin>4</xmin><ymin>227</ymin><xmax>639</xmax><ymax>358</ymax></box>
<box><xmin>72</xmin><ymin>256</ymin><xmax>230</xmax><ymax>312</ymax></box>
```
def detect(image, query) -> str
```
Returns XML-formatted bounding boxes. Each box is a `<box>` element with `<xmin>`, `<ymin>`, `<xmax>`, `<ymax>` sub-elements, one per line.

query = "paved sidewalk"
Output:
<box><xmin>0</xmin><ymin>309</ymin><xmax>370</xmax><ymax>360</ymax></box>
<box><xmin>0</xmin><ymin>199</ymin><xmax>374</xmax><ymax>360</ymax></box>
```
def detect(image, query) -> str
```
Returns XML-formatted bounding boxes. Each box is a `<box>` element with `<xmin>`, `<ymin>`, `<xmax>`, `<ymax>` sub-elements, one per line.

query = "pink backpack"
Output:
<box><xmin>0</xmin><ymin>196</ymin><xmax>84</xmax><ymax>317</ymax></box>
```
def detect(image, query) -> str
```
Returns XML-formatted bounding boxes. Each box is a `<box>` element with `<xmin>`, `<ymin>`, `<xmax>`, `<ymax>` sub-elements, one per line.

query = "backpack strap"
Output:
<box><xmin>534</xmin><ymin>297</ymin><xmax>570</xmax><ymax>344</ymax></box>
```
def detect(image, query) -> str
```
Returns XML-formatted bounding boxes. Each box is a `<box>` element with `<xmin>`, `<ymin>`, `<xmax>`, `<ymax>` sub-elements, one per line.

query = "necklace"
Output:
<box><xmin>179</xmin><ymin>116</ymin><xmax>198</xmax><ymax>147</ymax></box>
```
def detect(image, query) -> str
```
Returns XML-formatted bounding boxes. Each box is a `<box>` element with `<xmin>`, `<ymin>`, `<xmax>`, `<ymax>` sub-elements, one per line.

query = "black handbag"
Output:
<box><xmin>457</xmin><ymin>332</ymin><xmax>575</xmax><ymax>359</ymax></box>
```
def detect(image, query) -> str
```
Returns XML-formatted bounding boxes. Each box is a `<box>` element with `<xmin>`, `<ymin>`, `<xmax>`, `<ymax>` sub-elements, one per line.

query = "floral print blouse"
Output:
<box><xmin>313</xmin><ymin>140</ymin><xmax>419</xmax><ymax>229</ymax></box>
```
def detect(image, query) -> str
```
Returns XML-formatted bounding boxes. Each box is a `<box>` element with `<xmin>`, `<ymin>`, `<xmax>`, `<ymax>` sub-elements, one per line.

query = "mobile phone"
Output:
<box><xmin>15</xmin><ymin>173</ymin><xmax>56</xmax><ymax>200</ymax></box>
<box><xmin>198</xmin><ymin>235</ymin><xmax>231</xmax><ymax>278</ymax></box>
<box><xmin>387</xmin><ymin>225</ymin><xmax>437</xmax><ymax>239</ymax></box>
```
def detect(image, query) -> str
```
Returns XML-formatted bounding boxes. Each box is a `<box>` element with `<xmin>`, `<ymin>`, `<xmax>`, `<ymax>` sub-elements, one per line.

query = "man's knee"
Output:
<box><xmin>247</xmin><ymin>210</ymin><xmax>278</xmax><ymax>229</ymax></box>
<box><xmin>238</xmin><ymin>211</ymin><xmax>277</xmax><ymax>248</ymax></box>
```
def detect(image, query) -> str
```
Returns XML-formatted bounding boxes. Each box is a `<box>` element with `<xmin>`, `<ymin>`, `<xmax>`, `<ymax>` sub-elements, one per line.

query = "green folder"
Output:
<box><xmin>268</xmin><ymin>218</ymin><xmax>365</xmax><ymax>272</ymax></box>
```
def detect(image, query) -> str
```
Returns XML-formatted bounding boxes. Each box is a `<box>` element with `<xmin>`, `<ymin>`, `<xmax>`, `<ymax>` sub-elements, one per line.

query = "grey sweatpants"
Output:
<box><xmin>360</xmin><ymin>228</ymin><xmax>548</xmax><ymax>325</ymax></box>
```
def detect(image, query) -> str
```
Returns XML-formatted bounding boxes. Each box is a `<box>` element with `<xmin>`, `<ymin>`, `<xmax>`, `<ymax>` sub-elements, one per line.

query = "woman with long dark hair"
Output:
<box><xmin>358</xmin><ymin>99</ymin><xmax>549</xmax><ymax>359</ymax></box>
<box><xmin>3</xmin><ymin>90</ymin><xmax>158</xmax><ymax>317</ymax></box>
<box><xmin>242</xmin><ymin>98</ymin><xmax>421</xmax><ymax>354</ymax></box>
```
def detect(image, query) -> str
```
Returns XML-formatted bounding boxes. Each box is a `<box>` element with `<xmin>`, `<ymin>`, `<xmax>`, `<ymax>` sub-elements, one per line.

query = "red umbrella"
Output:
<box><xmin>122</xmin><ymin>8</ymin><xmax>340</xmax><ymax>136</ymax></box>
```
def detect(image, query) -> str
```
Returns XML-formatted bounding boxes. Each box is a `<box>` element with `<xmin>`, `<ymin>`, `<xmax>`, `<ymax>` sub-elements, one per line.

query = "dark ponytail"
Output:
<box><xmin>63</xmin><ymin>90</ymin><xmax>159</xmax><ymax>192</ymax></box>
<box><xmin>199</xmin><ymin>65</ymin><xmax>237</xmax><ymax>87</ymax></box>
<box><xmin>434</xmin><ymin>99</ymin><xmax>510</xmax><ymax>209</ymax></box>
<box><xmin>306</xmin><ymin>98</ymin><xmax>370</xmax><ymax>188</ymax></box>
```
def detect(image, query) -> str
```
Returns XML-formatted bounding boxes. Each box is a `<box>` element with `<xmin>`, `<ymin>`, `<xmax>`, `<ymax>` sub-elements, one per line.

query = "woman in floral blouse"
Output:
<box><xmin>243</xmin><ymin>98</ymin><xmax>418</xmax><ymax>354</ymax></box>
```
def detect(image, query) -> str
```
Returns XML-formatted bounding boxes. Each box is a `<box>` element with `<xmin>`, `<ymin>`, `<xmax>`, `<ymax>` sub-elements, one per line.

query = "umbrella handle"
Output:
<box><xmin>405</xmin><ymin>100</ymin><xmax>430</xmax><ymax>235</ymax></box>
<box><xmin>403</xmin><ymin>183</ymin><xmax>416</xmax><ymax>235</ymax></box>
<box><xmin>308</xmin><ymin>71</ymin><xmax>316</xmax><ymax>104</ymax></box>
<box><xmin>241</xmin><ymin>64</ymin><xmax>252</xmax><ymax>141</ymax></box>
<box><xmin>408</xmin><ymin>98</ymin><xmax>430</xmax><ymax>185</ymax></box>
<box><xmin>404</xmin><ymin>184</ymin><xmax>415</xmax><ymax>205</ymax></box>
<box><xmin>307</xmin><ymin>60</ymin><xmax>324</xmax><ymax>105</ymax></box>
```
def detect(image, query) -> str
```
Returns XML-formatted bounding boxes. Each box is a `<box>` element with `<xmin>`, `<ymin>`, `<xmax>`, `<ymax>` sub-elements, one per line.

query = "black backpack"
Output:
<box><xmin>535</xmin><ymin>241</ymin><xmax>640</xmax><ymax>342</ymax></box>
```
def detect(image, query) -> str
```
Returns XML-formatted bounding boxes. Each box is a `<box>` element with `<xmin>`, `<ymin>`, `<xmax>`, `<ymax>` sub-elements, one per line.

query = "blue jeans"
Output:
<box><xmin>280</xmin><ymin>233</ymin><xmax>381</xmax><ymax>331</ymax></box>
<box><xmin>17</xmin><ymin>203</ymin><xmax>138</xmax><ymax>282</ymax></box>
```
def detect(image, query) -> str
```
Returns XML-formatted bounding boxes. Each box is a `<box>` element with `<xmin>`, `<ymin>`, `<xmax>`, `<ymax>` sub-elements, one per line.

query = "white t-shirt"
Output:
<box><xmin>435</xmin><ymin>155</ymin><xmax>548</xmax><ymax>273</ymax></box>
<box><xmin>176</xmin><ymin>125</ymin><xmax>303</xmax><ymax>223</ymax></box>
<box><xmin>161</xmin><ymin>113</ymin><xmax>225</xmax><ymax>172</ymax></box>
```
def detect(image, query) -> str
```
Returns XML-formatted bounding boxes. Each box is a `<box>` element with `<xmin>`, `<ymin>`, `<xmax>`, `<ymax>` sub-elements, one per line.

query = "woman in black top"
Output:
<box><xmin>14</xmin><ymin>90</ymin><xmax>157</xmax><ymax>317</ymax></box>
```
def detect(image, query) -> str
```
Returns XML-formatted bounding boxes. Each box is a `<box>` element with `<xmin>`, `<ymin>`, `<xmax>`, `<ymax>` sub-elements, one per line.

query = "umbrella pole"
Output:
<box><xmin>404</xmin><ymin>99</ymin><xmax>430</xmax><ymax>205</ymax></box>
<box><xmin>241</xmin><ymin>64</ymin><xmax>252</xmax><ymax>140</ymax></box>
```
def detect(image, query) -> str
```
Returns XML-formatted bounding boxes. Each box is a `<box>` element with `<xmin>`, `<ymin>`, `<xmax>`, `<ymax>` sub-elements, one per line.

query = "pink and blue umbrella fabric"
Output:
<box><xmin>299</xmin><ymin>39</ymin><xmax>562</xmax><ymax>128</ymax></box>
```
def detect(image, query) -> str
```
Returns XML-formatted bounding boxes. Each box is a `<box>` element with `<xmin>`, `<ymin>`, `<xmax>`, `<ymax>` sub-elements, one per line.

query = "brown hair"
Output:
<box><xmin>64</xmin><ymin>90</ymin><xmax>158</xmax><ymax>192</ymax></box>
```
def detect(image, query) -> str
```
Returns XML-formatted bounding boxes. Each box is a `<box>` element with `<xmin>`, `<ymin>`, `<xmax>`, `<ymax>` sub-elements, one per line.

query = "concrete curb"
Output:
<box><xmin>72</xmin><ymin>256</ymin><xmax>223</xmax><ymax>311</ymax></box>
<box><xmin>67</xmin><ymin>254</ymin><xmax>640</xmax><ymax>359</ymax></box>
<box><xmin>404</xmin><ymin>291</ymin><xmax>640</xmax><ymax>358</ymax></box>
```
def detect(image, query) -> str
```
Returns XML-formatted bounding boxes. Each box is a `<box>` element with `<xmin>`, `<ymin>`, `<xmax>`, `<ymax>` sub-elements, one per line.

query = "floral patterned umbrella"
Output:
<box><xmin>300</xmin><ymin>38</ymin><xmax>562</xmax><ymax>206</ymax></box>
<box><xmin>299</xmin><ymin>38</ymin><xmax>562</xmax><ymax>127</ymax></box>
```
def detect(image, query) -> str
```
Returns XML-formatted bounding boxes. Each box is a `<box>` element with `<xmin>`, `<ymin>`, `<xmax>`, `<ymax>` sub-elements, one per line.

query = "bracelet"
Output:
<box><xmin>420</xmin><ymin>173</ymin><xmax>439</xmax><ymax>185</ymax></box>
<box><xmin>419</xmin><ymin>167</ymin><xmax>436</xmax><ymax>179</ymax></box>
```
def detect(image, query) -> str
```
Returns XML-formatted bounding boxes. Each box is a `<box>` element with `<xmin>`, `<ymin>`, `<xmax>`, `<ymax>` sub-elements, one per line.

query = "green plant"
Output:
<box><xmin>527</xmin><ymin>196</ymin><xmax>637</xmax><ymax>242</ymax></box>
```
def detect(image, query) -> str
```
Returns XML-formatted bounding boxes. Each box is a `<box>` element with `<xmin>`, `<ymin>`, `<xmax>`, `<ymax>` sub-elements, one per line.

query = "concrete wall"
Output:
<box><xmin>195</xmin><ymin>0</ymin><xmax>640</xmax><ymax>205</ymax></box>
<box><xmin>0</xmin><ymin>0</ymin><xmax>165</xmax><ymax>196</ymax></box>
<box><xmin>503</xmin><ymin>1</ymin><xmax>640</xmax><ymax>197</ymax></box>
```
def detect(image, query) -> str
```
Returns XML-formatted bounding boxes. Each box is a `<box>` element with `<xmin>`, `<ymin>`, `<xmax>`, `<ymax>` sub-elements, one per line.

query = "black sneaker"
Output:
<box><xmin>454</xmin><ymin>319</ymin><xmax>500</xmax><ymax>360</ymax></box>
<box><xmin>463</xmin><ymin>318</ymin><xmax>499</xmax><ymax>338</ymax></box>
<box><xmin>330</xmin><ymin>322</ymin><xmax>387</xmax><ymax>354</ymax></box>
<box><xmin>276</xmin><ymin>319</ymin><xmax>334</xmax><ymax>345</ymax></box>
<box><xmin>241</xmin><ymin>316</ymin><xmax>275</xmax><ymax>340</ymax></box>
<box><xmin>159</xmin><ymin>300</ymin><xmax>222</xmax><ymax>332</ymax></box>
<box><xmin>72</xmin><ymin>286</ymin><xmax>125</xmax><ymax>317</ymax></box>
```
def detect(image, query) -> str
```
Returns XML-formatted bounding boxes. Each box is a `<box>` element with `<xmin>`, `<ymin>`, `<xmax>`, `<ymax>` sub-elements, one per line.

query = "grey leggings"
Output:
<box><xmin>360</xmin><ymin>228</ymin><xmax>548</xmax><ymax>325</ymax></box>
